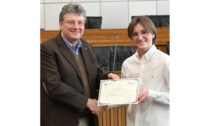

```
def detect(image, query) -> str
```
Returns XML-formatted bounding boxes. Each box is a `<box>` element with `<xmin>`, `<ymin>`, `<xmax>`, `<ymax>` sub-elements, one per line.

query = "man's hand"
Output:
<box><xmin>86</xmin><ymin>98</ymin><xmax>107</xmax><ymax>116</ymax></box>
<box><xmin>107</xmin><ymin>73</ymin><xmax>120</xmax><ymax>80</ymax></box>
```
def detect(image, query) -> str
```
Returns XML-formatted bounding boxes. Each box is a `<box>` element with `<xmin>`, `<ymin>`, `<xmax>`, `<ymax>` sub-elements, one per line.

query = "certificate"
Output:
<box><xmin>98</xmin><ymin>78</ymin><xmax>140</xmax><ymax>106</ymax></box>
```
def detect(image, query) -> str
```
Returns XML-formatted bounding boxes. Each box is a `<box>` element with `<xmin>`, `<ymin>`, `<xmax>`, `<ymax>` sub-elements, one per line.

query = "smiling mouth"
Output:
<box><xmin>71</xmin><ymin>31</ymin><xmax>80</xmax><ymax>35</ymax></box>
<box><xmin>136</xmin><ymin>41</ymin><xmax>145</xmax><ymax>44</ymax></box>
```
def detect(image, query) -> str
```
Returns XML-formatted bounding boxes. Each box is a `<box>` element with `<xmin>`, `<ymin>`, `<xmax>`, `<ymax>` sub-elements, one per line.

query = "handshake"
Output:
<box><xmin>86</xmin><ymin>98</ymin><xmax>107</xmax><ymax>116</ymax></box>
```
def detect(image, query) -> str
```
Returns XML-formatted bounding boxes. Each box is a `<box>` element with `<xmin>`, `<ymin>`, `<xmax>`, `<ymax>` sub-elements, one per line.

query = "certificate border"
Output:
<box><xmin>98</xmin><ymin>78</ymin><xmax>140</xmax><ymax>106</ymax></box>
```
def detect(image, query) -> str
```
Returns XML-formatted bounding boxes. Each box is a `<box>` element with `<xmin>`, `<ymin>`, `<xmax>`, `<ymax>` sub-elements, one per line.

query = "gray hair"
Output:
<box><xmin>59</xmin><ymin>3</ymin><xmax>86</xmax><ymax>22</ymax></box>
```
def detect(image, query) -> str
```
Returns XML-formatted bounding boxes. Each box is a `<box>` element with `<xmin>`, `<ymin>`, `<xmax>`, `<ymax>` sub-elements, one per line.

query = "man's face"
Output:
<box><xmin>59</xmin><ymin>13</ymin><xmax>85</xmax><ymax>42</ymax></box>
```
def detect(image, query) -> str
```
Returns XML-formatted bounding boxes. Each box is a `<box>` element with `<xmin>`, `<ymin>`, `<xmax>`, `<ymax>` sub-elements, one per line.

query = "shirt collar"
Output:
<box><xmin>144</xmin><ymin>45</ymin><xmax>156</xmax><ymax>59</ymax></box>
<box><xmin>61</xmin><ymin>33</ymin><xmax>82</xmax><ymax>49</ymax></box>
<box><xmin>135</xmin><ymin>45</ymin><xmax>157</xmax><ymax>60</ymax></box>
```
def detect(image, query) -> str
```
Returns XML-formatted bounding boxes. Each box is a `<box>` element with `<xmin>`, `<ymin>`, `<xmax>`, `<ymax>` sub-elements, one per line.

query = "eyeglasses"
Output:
<box><xmin>62</xmin><ymin>20</ymin><xmax>85</xmax><ymax>26</ymax></box>
<box><xmin>131</xmin><ymin>30</ymin><xmax>148</xmax><ymax>38</ymax></box>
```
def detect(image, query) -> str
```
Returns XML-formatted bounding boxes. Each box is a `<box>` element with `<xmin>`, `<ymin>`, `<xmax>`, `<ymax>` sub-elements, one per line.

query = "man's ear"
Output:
<box><xmin>59</xmin><ymin>22</ymin><xmax>63</xmax><ymax>30</ymax></box>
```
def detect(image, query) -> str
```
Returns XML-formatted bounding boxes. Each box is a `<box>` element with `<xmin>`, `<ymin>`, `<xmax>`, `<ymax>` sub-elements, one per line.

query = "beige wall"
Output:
<box><xmin>40</xmin><ymin>0</ymin><xmax>169</xmax><ymax>30</ymax></box>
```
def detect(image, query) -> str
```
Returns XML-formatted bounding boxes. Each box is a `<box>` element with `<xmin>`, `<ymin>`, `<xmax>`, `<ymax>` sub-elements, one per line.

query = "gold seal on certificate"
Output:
<box><xmin>98</xmin><ymin>78</ymin><xmax>140</xmax><ymax>106</ymax></box>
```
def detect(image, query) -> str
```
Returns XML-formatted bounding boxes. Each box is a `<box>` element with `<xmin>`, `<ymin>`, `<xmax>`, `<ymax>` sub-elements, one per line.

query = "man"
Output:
<box><xmin>41</xmin><ymin>3</ymin><xmax>119</xmax><ymax>126</ymax></box>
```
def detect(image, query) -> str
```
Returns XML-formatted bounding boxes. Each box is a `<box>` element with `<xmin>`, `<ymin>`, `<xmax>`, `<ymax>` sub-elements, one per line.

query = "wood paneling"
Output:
<box><xmin>98</xmin><ymin>106</ymin><xmax>128</xmax><ymax>126</ymax></box>
<box><xmin>40</xmin><ymin>28</ymin><xmax>169</xmax><ymax>126</ymax></box>
<box><xmin>40</xmin><ymin>28</ymin><xmax>169</xmax><ymax>53</ymax></box>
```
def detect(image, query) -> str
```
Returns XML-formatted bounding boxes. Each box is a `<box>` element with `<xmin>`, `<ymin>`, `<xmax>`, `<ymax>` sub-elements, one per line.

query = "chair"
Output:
<box><xmin>131</xmin><ymin>15</ymin><xmax>170</xmax><ymax>27</ymax></box>
<box><xmin>85</xmin><ymin>16</ymin><xmax>102</xmax><ymax>29</ymax></box>
<box><xmin>93</xmin><ymin>46</ymin><xmax>136</xmax><ymax>71</ymax></box>
<box><xmin>159</xmin><ymin>15</ymin><xmax>170</xmax><ymax>27</ymax></box>
<box><xmin>166</xmin><ymin>41</ymin><xmax>170</xmax><ymax>55</ymax></box>
<box><xmin>148</xmin><ymin>15</ymin><xmax>169</xmax><ymax>27</ymax></box>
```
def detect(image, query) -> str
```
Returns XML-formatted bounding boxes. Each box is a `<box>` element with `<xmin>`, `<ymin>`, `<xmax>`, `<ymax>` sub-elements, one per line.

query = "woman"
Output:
<box><xmin>121</xmin><ymin>16</ymin><xmax>170</xmax><ymax>126</ymax></box>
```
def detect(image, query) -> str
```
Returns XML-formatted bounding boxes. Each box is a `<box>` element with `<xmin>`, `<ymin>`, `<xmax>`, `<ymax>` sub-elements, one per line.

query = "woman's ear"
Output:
<box><xmin>152</xmin><ymin>33</ymin><xmax>155</xmax><ymax>39</ymax></box>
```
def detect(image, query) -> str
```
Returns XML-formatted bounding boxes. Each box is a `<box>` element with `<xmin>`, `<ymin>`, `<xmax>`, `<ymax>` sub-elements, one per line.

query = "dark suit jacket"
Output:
<box><xmin>41</xmin><ymin>33</ymin><xmax>109</xmax><ymax>126</ymax></box>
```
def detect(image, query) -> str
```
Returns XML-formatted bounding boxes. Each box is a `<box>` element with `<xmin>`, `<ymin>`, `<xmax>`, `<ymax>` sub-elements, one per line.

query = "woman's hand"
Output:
<box><xmin>137</xmin><ymin>88</ymin><xmax>148</xmax><ymax>104</ymax></box>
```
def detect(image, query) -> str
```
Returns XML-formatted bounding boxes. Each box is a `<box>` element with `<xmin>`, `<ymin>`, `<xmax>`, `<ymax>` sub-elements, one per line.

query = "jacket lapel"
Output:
<box><xmin>56</xmin><ymin>34</ymin><xmax>83</xmax><ymax>82</ymax></box>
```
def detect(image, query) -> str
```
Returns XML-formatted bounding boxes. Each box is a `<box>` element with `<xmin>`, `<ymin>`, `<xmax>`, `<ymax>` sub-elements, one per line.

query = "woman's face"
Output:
<box><xmin>131</xmin><ymin>23</ymin><xmax>155</xmax><ymax>55</ymax></box>
<box><xmin>59</xmin><ymin>13</ymin><xmax>85</xmax><ymax>43</ymax></box>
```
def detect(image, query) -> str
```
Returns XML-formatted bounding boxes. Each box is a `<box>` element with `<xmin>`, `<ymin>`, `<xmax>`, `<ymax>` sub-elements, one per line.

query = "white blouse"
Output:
<box><xmin>121</xmin><ymin>45</ymin><xmax>170</xmax><ymax>126</ymax></box>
